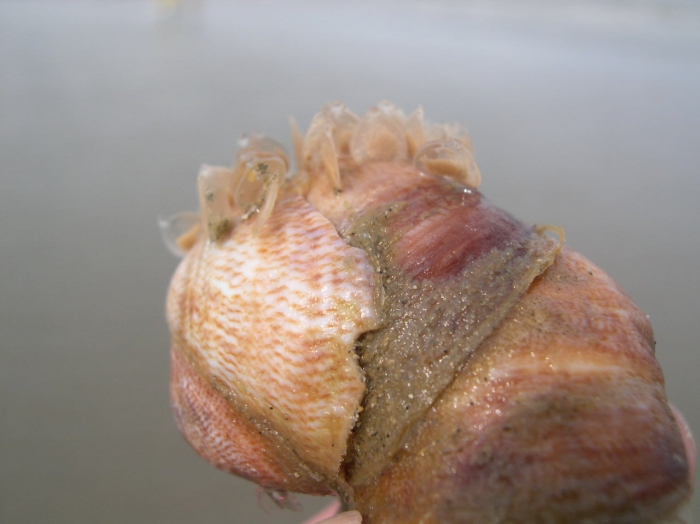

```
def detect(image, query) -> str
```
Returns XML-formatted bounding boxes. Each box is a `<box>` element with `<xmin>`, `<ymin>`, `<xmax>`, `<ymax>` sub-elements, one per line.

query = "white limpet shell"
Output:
<box><xmin>233</xmin><ymin>134</ymin><xmax>289</xmax><ymax>223</ymax></box>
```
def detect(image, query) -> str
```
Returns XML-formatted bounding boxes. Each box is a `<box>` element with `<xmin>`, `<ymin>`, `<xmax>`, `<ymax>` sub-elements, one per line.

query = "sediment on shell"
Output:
<box><xmin>338</xmin><ymin>175</ymin><xmax>562</xmax><ymax>488</ymax></box>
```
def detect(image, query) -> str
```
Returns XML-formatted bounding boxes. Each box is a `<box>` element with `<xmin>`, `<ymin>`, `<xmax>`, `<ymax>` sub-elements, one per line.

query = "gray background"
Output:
<box><xmin>1</xmin><ymin>1</ymin><xmax>698</xmax><ymax>522</ymax></box>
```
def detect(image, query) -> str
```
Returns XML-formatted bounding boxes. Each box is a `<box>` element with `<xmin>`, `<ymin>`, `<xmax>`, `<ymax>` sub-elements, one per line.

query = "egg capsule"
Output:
<box><xmin>404</xmin><ymin>106</ymin><xmax>426</xmax><ymax>158</ymax></box>
<box><xmin>350</xmin><ymin>104</ymin><xmax>408</xmax><ymax>164</ymax></box>
<box><xmin>414</xmin><ymin>138</ymin><xmax>482</xmax><ymax>188</ymax></box>
<box><xmin>197</xmin><ymin>164</ymin><xmax>236</xmax><ymax>242</ymax></box>
<box><xmin>231</xmin><ymin>134</ymin><xmax>289</xmax><ymax>231</ymax></box>
<box><xmin>158</xmin><ymin>211</ymin><xmax>201</xmax><ymax>257</ymax></box>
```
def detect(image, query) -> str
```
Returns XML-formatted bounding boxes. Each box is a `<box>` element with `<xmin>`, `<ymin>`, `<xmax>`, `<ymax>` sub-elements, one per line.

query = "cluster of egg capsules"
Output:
<box><xmin>160</xmin><ymin>101</ymin><xmax>483</xmax><ymax>255</ymax></box>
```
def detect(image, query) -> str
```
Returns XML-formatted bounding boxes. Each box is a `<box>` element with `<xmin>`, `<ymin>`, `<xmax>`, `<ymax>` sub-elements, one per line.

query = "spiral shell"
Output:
<box><xmin>163</xmin><ymin>102</ymin><xmax>693</xmax><ymax>523</ymax></box>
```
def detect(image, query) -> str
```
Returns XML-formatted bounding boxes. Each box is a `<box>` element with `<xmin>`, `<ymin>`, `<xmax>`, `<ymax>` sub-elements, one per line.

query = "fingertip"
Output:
<box><xmin>302</xmin><ymin>499</ymin><xmax>343</xmax><ymax>524</ymax></box>
<box><xmin>315</xmin><ymin>510</ymin><xmax>362</xmax><ymax>524</ymax></box>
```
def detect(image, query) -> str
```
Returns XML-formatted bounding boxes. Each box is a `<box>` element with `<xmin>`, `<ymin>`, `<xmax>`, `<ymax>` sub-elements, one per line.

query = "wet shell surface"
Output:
<box><xmin>162</xmin><ymin>102</ymin><xmax>694</xmax><ymax>523</ymax></box>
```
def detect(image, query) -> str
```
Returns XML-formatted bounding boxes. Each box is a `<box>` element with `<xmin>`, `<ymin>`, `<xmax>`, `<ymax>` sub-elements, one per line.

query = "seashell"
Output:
<box><xmin>164</xmin><ymin>102</ymin><xmax>694</xmax><ymax>523</ymax></box>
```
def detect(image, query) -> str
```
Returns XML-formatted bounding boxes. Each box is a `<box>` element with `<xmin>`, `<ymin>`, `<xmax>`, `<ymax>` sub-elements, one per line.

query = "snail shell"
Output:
<box><xmin>163</xmin><ymin>103</ymin><xmax>693</xmax><ymax>523</ymax></box>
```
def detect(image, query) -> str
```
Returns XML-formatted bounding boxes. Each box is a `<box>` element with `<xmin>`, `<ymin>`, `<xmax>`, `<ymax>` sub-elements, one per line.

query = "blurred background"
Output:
<box><xmin>1</xmin><ymin>1</ymin><xmax>698</xmax><ymax>522</ymax></box>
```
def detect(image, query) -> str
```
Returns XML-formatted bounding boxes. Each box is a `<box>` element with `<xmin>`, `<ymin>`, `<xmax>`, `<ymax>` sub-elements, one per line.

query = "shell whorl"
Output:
<box><xmin>166</xmin><ymin>193</ymin><xmax>379</xmax><ymax>490</ymax></box>
<box><xmin>163</xmin><ymin>102</ymin><xmax>693</xmax><ymax>523</ymax></box>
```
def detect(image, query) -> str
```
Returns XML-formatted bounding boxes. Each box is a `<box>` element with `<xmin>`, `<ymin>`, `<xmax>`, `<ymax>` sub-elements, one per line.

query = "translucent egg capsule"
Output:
<box><xmin>234</xmin><ymin>155</ymin><xmax>285</xmax><ymax>233</ymax></box>
<box><xmin>376</xmin><ymin>100</ymin><xmax>406</xmax><ymax>120</ymax></box>
<box><xmin>350</xmin><ymin>105</ymin><xmax>408</xmax><ymax>164</ymax></box>
<box><xmin>231</xmin><ymin>136</ymin><xmax>288</xmax><ymax>231</ymax></box>
<box><xmin>302</xmin><ymin>104</ymin><xmax>359</xmax><ymax>191</ymax></box>
<box><xmin>405</xmin><ymin>106</ymin><xmax>426</xmax><ymax>158</ymax></box>
<box><xmin>321</xmin><ymin>102</ymin><xmax>359</xmax><ymax>157</ymax></box>
<box><xmin>236</xmin><ymin>133</ymin><xmax>290</xmax><ymax>168</ymax></box>
<box><xmin>197</xmin><ymin>164</ymin><xmax>236</xmax><ymax>242</ymax></box>
<box><xmin>158</xmin><ymin>211</ymin><xmax>201</xmax><ymax>257</ymax></box>
<box><xmin>425</xmin><ymin>121</ymin><xmax>474</xmax><ymax>152</ymax></box>
<box><xmin>303</xmin><ymin>120</ymin><xmax>341</xmax><ymax>191</ymax></box>
<box><xmin>414</xmin><ymin>138</ymin><xmax>482</xmax><ymax>188</ymax></box>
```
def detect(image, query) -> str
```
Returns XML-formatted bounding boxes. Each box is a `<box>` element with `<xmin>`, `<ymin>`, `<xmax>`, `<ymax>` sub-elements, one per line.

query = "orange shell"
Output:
<box><xmin>164</xmin><ymin>102</ymin><xmax>693</xmax><ymax>522</ymax></box>
<box><xmin>167</xmin><ymin>194</ymin><xmax>378</xmax><ymax>490</ymax></box>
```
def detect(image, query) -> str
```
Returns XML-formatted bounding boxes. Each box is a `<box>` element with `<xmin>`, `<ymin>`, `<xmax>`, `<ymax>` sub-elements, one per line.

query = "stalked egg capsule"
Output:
<box><xmin>319</xmin><ymin>129</ymin><xmax>341</xmax><ymax>191</ymax></box>
<box><xmin>405</xmin><ymin>106</ymin><xmax>426</xmax><ymax>158</ymax></box>
<box><xmin>236</xmin><ymin>133</ymin><xmax>290</xmax><ymax>167</ymax></box>
<box><xmin>289</xmin><ymin>117</ymin><xmax>305</xmax><ymax>171</ymax></box>
<box><xmin>376</xmin><ymin>100</ymin><xmax>406</xmax><ymax>119</ymax></box>
<box><xmin>322</xmin><ymin>101</ymin><xmax>360</xmax><ymax>156</ymax></box>
<box><xmin>197</xmin><ymin>164</ymin><xmax>236</xmax><ymax>242</ymax></box>
<box><xmin>233</xmin><ymin>153</ymin><xmax>286</xmax><ymax>222</ymax></box>
<box><xmin>350</xmin><ymin>105</ymin><xmax>408</xmax><ymax>164</ymax></box>
<box><xmin>414</xmin><ymin>138</ymin><xmax>482</xmax><ymax>188</ymax></box>
<box><xmin>302</xmin><ymin>103</ymin><xmax>359</xmax><ymax>191</ymax></box>
<box><xmin>158</xmin><ymin>211</ymin><xmax>201</xmax><ymax>257</ymax></box>
<box><xmin>231</xmin><ymin>134</ymin><xmax>289</xmax><ymax>229</ymax></box>
<box><xmin>425</xmin><ymin>120</ymin><xmax>474</xmax><ymax>151</ymax></box>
